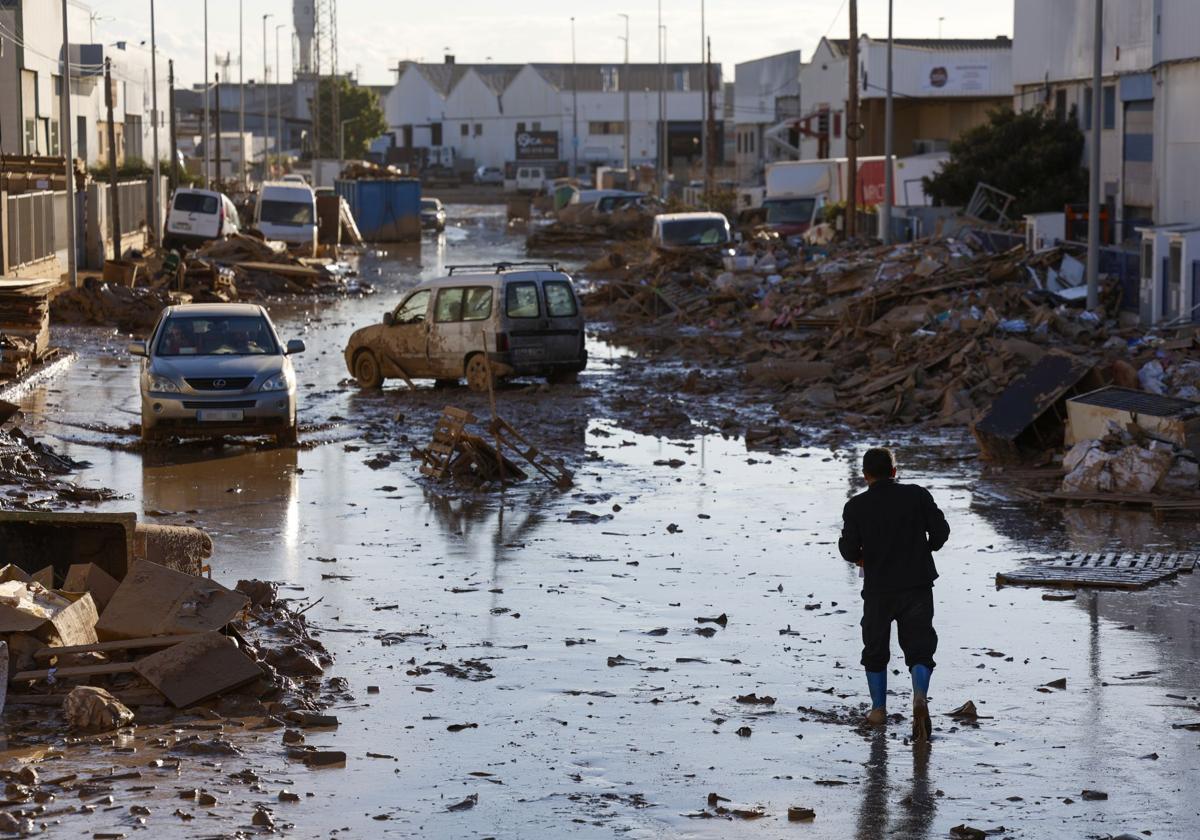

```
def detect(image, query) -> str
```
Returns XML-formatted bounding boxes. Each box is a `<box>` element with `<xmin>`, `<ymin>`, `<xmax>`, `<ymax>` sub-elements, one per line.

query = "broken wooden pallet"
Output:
<box><xmin>418</xmin><ymin>407</ymin><xmax>476</xmax><ymax>480</ymax></box>
<box><xmin>1045</xmin><ymin>491</ymin><xmax>1200</xmax><ymax>512</ymax></box>
<box><xmin>489</xmin><ymin>416</ymin><xmax>574</xmax><ymax>487</ymax></box>
<box><xmin>651</xmin><ymin>280</ymin><xmax>709</xmax><ymax>316</ymax></box>
<box><xmin>997</xmin><ymin>551</ymin><xmax>1198</xmax><ymax>591</ymax></box>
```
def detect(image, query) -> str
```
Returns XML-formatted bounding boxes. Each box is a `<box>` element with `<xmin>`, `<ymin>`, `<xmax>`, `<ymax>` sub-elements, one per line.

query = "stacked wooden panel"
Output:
<box><xmin>0</xmin><ymin>279</ymin><xmax>55</xmax><ymax>381</ymax></box>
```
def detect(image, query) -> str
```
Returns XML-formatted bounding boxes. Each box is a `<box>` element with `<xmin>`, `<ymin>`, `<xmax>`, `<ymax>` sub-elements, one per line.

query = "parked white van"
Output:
<box><xmin>651</xmin><ymin>211</ymin><xmax>732</xmax><ymax>252</ymax></box>
<box><xmin>163</xmin><ymin>188</ymin><xmax>240</xmax><ymax>250</ymax></box>
<box><xmin>515</xmin><ymin>165</ymin><xmax>548</xmax><ymax>195</ymax></box>
<box><xmin>254</xmin><ymin>181</ymin><xmax>318</xmax><ymax>252</ymax></box>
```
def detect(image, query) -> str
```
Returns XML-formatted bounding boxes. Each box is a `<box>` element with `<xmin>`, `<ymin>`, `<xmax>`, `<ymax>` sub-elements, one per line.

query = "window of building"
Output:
<box><xmin>431</xmin><ymin>122</ymin><xmax>442</xmax><ymax>145</ymax></box>
<box><xmin>516</xmin><ymin>122</ymin><xmax>526</xmax><ymax>133</ymax></box>
<box><xmin>1082</xmin><ymin>86</ymin><xmax>1093</xmax><ymax>128</ymax></box>
<box><xmin>601</xmin><ymin>66</ymin><xmax>619</xmax><ymax>92</ymax></box>
<box><xmin>1054</xmin><ymin>89</ymin><xmax>1067</xmax><ymax>122</ymax></box>
<box><xmin>673</xmin><ymin>70</ymin><xmax>690</xmax><ymax>92</ymax></box>
<box><xmin>736</xmin><ymin>133</ymin><xmax>743</xmax><ymax>154</ymax></box>
<box><xmin>833</xmin><ymin>112</ymin><xmax>842</xmax><ymax>139</ymax></box>
<box><xmin>749</xmin><ymin>132</ymin><xmax>755</xmax><ymax>153</ymax></box>
<box><xmin>532</xmin><ymin>121</ymin><xmax>541</xmax><ymax>131</ymax></box>
<box><xmin>49</xmin><ymin>120</ymin><xmax>60</xmax><ymax>156</ymax></box>
<box><xmin>589</xmin><ymin>121</ymin><xmax>624</xmax><ymax>136</ymax></box>
<box><xmin>1103</xmin><ymin>85</ymin><xmax>1116</xmax><ymax>130</ymax></box>
<box><xmin>473</xmin><ymin>123</ymin><xmax>482</xmax><ymax>137</ymax></box>
<box><xmin>461</xmin><ymin>123</ymin><xmax>469</xmax><ymax>137</ymax></box>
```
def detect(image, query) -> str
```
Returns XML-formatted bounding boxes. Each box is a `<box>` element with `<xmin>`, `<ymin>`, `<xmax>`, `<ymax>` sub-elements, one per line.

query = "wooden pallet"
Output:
<box><xmin>418</xmin><ymin>407</ymin><xmax>476</xmax><ymax>480</ymax></box>
<box><xmin>997</xmin><ymin>552</ymin><xmax>1198</xmax><ymax>591</ymax></box>
<box><xmin>652</xmin><ymin>281</ymin><xmax>709</xmax><ymax>316</ymax></box>
<box><xmin>488</xmin><ymin>417</ymin><xmax>574</xmax><ymax>487</ymax></box>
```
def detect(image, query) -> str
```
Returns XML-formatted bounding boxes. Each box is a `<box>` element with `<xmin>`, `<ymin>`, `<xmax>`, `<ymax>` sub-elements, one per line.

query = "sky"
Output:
<box><xmin>92</xmin><ymin>0</ymin><xmax>1014</xmax><ymax>88</ymax></box>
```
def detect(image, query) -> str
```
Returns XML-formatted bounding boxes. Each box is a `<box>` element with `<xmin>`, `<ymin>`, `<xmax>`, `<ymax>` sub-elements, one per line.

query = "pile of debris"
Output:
<box><xmin>527</xmin><ymin>204</ymin><xmax>656</xmax><ymax>249</ymax></box>
<box><xmin>1062</xmin><ymin>424</ymin><xmax>1198</xmax><ymax>496</ymax></box>
<box><xmin>0</xmin><ymin>279</ymin><xmax>55</xmax><ymax>382</ymax></box>
<box><xmin>0</xmin><ymin>401</ymin><xmax>117</xmax><ymax>508</ymax></box>
<box><xmin>416</xmin><ymin>406</ymin><xmax>573</xmax><ymax>489</ymax></box>
<box><xmin>580</xmin><ymin>231</ymin><xmax>1140</xmax><ymax>444</ymax></box>
<box><xmin>0</xmin><ymin>513</ymin><xmax>335</xmax><ymax>753</ymax></box>
<box><xmin>50</xmin><ymin>282</ymin><xmax>184</xmax><ymax>332</ymax></box>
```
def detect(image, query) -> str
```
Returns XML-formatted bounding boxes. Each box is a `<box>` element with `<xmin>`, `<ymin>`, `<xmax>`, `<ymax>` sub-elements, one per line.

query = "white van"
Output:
<box><xmin>254</xmin><ymin>181</ymin><xmax>318</xmax><ymax>252</ymax></box>
<box><xmin>652</xmin><ymin>211</ymin><xmax>732</xmax><ymax>252</ymax></box>
<box><xmin>163</xmin><ymin>188</ymin><xmax>240</xmax><ymax>249</ymax></box>
<box><xmin>515</xmin><ymin>166</ymin><xmax>548</xmax><ymax>195</ymax></box>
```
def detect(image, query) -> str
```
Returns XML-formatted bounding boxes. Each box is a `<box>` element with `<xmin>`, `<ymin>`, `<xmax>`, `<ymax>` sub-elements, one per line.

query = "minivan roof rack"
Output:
<box><xmin>446</xmin><ymin>261</ymin><xmax>560</xmax><ymax>276</ymax></box>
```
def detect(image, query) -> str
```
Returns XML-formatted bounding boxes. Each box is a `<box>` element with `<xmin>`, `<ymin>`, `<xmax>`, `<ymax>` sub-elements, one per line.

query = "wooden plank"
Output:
<box><xmin>133</xmin><ymin>631</ymin><xmax>263</xmax><ymax>708</ymax></box>
<box><xmin>12</xmin><ymin>662</ymin><xmax>139</xmax><ymax>682</ymax></box>
<box><xmin>33</xmin><ymin>634</ymin><xmax>197</xmax><ymax>661</ymax></box>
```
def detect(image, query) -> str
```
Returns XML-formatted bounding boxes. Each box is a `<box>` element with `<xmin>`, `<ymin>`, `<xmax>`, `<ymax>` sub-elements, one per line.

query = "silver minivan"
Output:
<box><xmin>343</xmin><ymin>263</ymin><xmax>586</xmax><ymax>391</ymax></box>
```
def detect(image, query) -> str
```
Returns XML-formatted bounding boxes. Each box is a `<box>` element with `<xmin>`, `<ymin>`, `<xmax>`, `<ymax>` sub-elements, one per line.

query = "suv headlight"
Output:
<box><xmin>148</xmin><ymin>375</ymin><xmax>181</xmax><ymax>393</ymax></box>
<box><xmin>259</xmin><ymin>372</ymin><xmax>293</xmax><ymax>392</ymax></box>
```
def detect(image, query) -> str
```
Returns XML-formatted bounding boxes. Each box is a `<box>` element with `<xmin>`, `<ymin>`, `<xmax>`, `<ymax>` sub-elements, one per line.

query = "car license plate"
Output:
<box><xmin>175</xmin><ymin>221</ymin><xmax>191</xmax><ymax>230</ymax></box>
<box><xmin>514</xmin><ymin>346</ymin><xmax>545</xmax><ymax>360</ymax></box>
<box><xmin>197</xmin><ymin>409</ymin><xmax>243</xmax><ymax>422</ymax></box>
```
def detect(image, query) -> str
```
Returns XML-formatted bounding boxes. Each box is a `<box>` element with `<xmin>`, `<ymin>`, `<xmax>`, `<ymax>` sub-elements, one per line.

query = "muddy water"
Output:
<box><xmin>6</xmin><ymin>205</ymin><xmax>1200</xmax><ymax>838</ymax></box>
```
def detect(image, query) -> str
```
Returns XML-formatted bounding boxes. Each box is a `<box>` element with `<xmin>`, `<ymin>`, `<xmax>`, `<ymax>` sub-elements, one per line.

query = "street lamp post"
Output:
<box><xmin>276</xmin><ymin>24</ymin><xmax>286</xmax><ymax>171</ymax></box>
<box><xmin>882</xmin><ymin>0</ymin><xmax>894</xmax><ymax>245</ymax></box>
<box><xmin>238</xmin><ymin>0</ymin><xmax>245</xmax><ymax>188</ymax></box>
<box><xmin>1087</xmin><ymin>0</ymin><xmax>1103</xmax><ymax>309</ymax></box>
<box><xmin>700</xmin><ymin>0</ymin><xmax>707</xmax><ymax>195</ymax></box>
<box><xmin>150</xmin><ymin>0</ymin><xmax>161</xmax><ymax>244</ymax></box>
<box><xmin>203</xmin><ymin>0</ymin><xmax>209</xmax><ymax>186</ymax></box>
<box><xmin>618</xmin><ymin>13</ymin><xmax>630</xmax><ymax>179</ymax></box>
<box><xmin>262</xmin><ymin>13</ymin><xmax>272</xmax><ymax>177</ymax></box>
<box><xmin>59</xmin><ymin>0</ymin><xmax>77</xmax><ymax>286</ymax></box>
<box><xmin>571</xmin><ymin>17</ymin><xmax>578</xmax><ymax>179</ymax></box>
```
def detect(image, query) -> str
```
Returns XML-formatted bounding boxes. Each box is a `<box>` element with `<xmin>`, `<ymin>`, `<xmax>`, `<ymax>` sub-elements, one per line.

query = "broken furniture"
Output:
<box><xmin>417</xmin><ymin>406</ymin><xmax>572</xmax><ymax>487</ymax></box>
<box><xmin>1065</xmin><ymin>387</ymin><xmax>1200</xmax><ymax>455</ymax></box>
<box><xmin>0</xmin><ymin>510</ymin><xmax>212</xmax><ymax>584</ymax></box>
<box><xmin>973</xmin><ymin>352</ymin><xmax>1107</xmax><ymax>462</ymax></box>
<box><xmin>997</xmin><ymin>551</ymin><xmax>1198</xmax><ymax>591</ymax></box>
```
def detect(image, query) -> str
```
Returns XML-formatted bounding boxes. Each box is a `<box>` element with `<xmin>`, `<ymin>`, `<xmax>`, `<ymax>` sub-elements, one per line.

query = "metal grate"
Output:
<box><xmin>1070</xmin><ymin>386</ymin><xmax>1199</xmax><ymax>416</ymax></box>
<box><xmin>997</xmin><ymin>551</ymin><xmax>1197</xmax><ymax>591</ymax></box>
<box><xmin>185</xmin><ymin>378</ymin><xmax>254</xmax><ymax>391</ymax></box>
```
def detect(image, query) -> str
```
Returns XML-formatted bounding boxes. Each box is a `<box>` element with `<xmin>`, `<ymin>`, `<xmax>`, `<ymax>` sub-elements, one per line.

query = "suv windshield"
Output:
<box><xmin>155</xmin><ymin>315</ymin><xmax>279</xmax><ymax>356</ymax></box>
<box><xmin>259</xmin><ymin>200</ymin><xmax>314</xmax><ymax>225</ymax></box>
<box><xmin>174</xmin><ymin>192</ymin><xmax>218</xmax><ymax>214</ymax></box>
<box><xmin>660</xmin><ymin>218</ymin><xmax>729</xmax><ymax>247</ymax></box>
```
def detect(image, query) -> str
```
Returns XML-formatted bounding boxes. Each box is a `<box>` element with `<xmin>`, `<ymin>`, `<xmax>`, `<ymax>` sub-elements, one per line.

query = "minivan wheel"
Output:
<box><xmin>465</xmin><ymin>354</ymin><xmax>495</xmax><ymax>393</ymax></box>
<box><xmin>353</xmin><ymin>350</ymin><xmax>384</xmax><ymax>389</ymax></box>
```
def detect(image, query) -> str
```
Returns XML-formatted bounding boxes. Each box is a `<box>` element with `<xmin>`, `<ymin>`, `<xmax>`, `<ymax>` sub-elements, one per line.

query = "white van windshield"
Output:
<box><xmin>260</xmin><ymin>200</ymin><xmax>314</xmax><ymax>226</ymax></box>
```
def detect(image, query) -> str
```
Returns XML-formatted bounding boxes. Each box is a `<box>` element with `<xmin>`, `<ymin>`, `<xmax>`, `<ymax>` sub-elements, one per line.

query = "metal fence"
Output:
<box><xmin>115</xmin><ymin>180</ymin><xmax>149</xmax><ymax>236</ymax></box>
<box><xmin>4</xmin><ymin>190</ymin><xmax>60</xmax><ymax>269</ymax></box>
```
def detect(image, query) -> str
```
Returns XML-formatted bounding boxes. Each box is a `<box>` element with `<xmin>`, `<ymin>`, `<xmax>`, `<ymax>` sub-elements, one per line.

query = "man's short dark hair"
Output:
<box><xmin>862</xmin><ymin>448</ymin><xmax>896</xmax><ymax>480</ymax></box>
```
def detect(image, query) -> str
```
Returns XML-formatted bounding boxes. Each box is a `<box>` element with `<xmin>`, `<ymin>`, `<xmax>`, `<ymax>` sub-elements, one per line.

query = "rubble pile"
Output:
<box><xmin>1062</xmin><ymin>423</ymin><xmax>1199</xmax><ymax>496</ymax></box>
<box><xmin>581</xmin><ymin>233</ymin><xmax>1138</xmax><ymax>438</ymax></box>
<box><xmin>0</xmin><ymin>402</ymin><xmax>117</xmax><ymax>507</ymax></box>
<box><xmin>50</xmin><ymin>282</ymin><xmax>183</xmax><ymax>332</ymax></box>
<box><xmin>0</xmin><ymin>279</ymin><xmax>55</xmax><ymax>382</ymax></box>
<box><xmin>527</xmin><ymin>204</ymin><xmax>656</xmax><ymax>249</ymax></box>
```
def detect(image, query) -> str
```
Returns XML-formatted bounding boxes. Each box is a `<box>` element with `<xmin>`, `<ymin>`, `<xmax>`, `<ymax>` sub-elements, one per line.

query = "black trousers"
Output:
<box><xmin>860</xmin><ymin>586</ymin><xmax>937</xmax><ymax>672</ymax></box>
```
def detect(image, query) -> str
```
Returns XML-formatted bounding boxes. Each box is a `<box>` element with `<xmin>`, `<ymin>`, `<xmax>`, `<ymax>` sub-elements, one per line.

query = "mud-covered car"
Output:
<box><xmin>343</xmin><ymin>263</ymin><xmax>587</xmax><ymax>391</ymax></box>
<box><xmin>130</xmin><ymin>303</ymin><xmax>305</xmax><ymax>445</ymax></box>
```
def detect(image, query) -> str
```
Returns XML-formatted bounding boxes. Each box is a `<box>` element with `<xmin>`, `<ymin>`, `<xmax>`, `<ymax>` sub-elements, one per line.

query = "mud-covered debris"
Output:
<box><xmin>278</xmin><ymin>790</ymin><xmax>301</xmax><ymax>803</ymax></box>
<box><xmin>1044</xmin><ymin>677</ymin><xmax>1068</xmax><ymax>690</ymax></box>
<box><xmin>735</xmin><ymin>726</ymin><xmax>752</xmax><ymax>737</ymax></box>
<box><xmin>295</xmin><ymin>749</ymin><xmax>347</xmax><ymax>768</ymax></box>
<box><xmin>252</xmin><ymin>806</ymin><xmax>276</xmax><ymax>828</ymax></box>
<box><xmin>695</xmin><ymin>613</ymin><xmax>729</xmax><ymax>627</ymax></box>
<box><xmin>447</xmin><ymin>722</ymin><xmax>479</xmax><ymax>732</ymax></box>
<box><xmin>949</xmin><ymin>826</ymin><xmax>987</xmax><ymax>840</ymax></box>
<box><xmin>236</xmin><ymin>579</ymin><xmax>278</xmax><ymax>607</ymax></box>
<box><xmin>566</xmin><ymin>510</ymin><xmax>613</xmax><ymax>524</ymax></box>
<box><xmin>1080</xmin><ymin>789</ymin><xmax>1109</xmax><ymax>801</ymax></box>
<box><xmin>693</xmin><ymin>627</ymin><xmax>717</xmax><ymax>637</ymax></box>
<box><xmin>644</xmin><ymin>627</ymin><xmax>668</xmax><ymax>636</ymax></box>
<box><xmin>700</xmin><ymin>792</ymin><xmax>766</xmax><ymax>820</ymax></box>
<box><xmin>787</xmin><ymin>806</ymin><xmax>816</xmax><ymax>821</ymax></box>
<box><xmin>62</xmin><ymin>686</ymin><xmax>133</xmax><ymax>732</ymax></box>
<box><xmin>607</xmin><ymin>655</ymin><xmax>639</xmax><ymax>667</ymax></box>
<box><xmin>446</xmin><ymin>793</ymin><xmax>478</xmax><ymax>812</ymax></box>
<box><xmin>431</xmin><ymin>659</ymin><xmax>494</xmax><ymax>681</ymax></box>
<box><xmin>736</xmin><ymin>693</ymin><xmax>776</xmax><ymax>706</ymax></box>
<box><xmin>947</xmin><ymin>701</ymin><xmax>981</xmax><ymax>719</ymax></box>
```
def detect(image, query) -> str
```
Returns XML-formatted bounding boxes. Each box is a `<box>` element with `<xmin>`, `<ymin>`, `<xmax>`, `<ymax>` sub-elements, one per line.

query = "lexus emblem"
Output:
<box><xmin>213</xmin><ymin>379</ymin><xmax>226</xmax><ymax>389</ymax></box>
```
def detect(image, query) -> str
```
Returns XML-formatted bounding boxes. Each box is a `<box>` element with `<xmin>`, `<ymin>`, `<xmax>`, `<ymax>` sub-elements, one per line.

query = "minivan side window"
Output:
<box><xmin>462</xmin><ymin>287</ymin><xmax>493</xmax><ymax>321</ymax></box>
<box><xmin>506</xmin><ymin>282</ymin><xmax>540</xmax><ymax>318</ymax></box>
<box><xmin>435</xmin><ymin>288</ymin><xmax>465</xmax><ymax>323</ymax></box>
<box><xmin>544</xmin><ymin>281</ymin><xmax>577</xmax><ymax>317</ymax></box>
<box><xmin>394</xmin><ymin>289</ymin><xmax>431</xmax><ymax>325</ymax></box>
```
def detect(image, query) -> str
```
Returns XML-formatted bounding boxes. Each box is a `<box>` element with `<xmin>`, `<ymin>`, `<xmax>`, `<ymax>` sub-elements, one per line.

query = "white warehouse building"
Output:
<box><xmin>383</xmin><ymin>59</ymin><xmax>722</xmax><ymax>175</ymax></box>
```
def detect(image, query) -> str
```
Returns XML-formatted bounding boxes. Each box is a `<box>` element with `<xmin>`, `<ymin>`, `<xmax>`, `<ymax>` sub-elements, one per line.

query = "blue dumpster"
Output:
<box><xmin>334</xmin><ymin>178</ymin><xmax>422</xmax><ymax>242</ymax></box>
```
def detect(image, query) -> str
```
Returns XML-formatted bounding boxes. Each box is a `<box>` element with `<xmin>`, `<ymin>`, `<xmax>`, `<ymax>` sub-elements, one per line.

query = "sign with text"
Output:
<box><xmin>920</xmin><ymin>63</ymin><xmax>992</xmax><ymax>95</ymax></box>
<box><xmin>515</xmin><ymin>131</ymin><xmax>559</xmax><ymax>161</ymax></box>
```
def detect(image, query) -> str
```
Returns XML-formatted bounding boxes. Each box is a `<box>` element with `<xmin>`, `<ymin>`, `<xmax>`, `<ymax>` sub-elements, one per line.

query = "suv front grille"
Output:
<box><xmin>185</xmin><ymin>377</ymin><xmax>254</xmax><ymax>391</ymax></box>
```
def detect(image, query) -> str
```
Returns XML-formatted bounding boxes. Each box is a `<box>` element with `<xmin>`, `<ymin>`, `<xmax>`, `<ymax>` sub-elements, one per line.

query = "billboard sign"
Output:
<box><xmin>515</xmin><ymin>131</ymin><xmax>559</xmax><ymax>161</ymax></box>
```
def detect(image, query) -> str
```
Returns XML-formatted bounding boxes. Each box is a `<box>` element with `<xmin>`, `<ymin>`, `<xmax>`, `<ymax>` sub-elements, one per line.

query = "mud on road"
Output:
<box><xmin>3</xmin><ymin>205</ymin><xmax>1200</xmax><ymax>838</ymax></box>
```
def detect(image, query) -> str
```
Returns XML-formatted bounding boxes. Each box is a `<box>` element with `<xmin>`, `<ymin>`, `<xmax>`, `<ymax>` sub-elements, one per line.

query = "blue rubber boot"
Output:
<box><xmin>911</xmin><ymin>665</ymin><xmax>932</xmax><ymax>743</ymax></box>
<box><xmin>865</xmin><ymin>670</ymin><xmax>887</xmax><ymax>725</ymax></box>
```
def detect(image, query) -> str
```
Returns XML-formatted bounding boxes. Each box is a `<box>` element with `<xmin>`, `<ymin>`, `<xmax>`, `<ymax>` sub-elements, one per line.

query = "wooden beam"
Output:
<box><xmin>33</xmin><ymin>634</ymin><xmax>195</xmax><ymax>661</ymax></box>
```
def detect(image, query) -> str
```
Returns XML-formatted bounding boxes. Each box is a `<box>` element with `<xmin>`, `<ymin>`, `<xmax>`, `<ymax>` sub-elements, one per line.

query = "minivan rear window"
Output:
<box><xmin>506</xmin><ymin>282</ymin><xmax>540</xmax><ymax>318</ymax></box>
<box><xmin>543</xmin><ymin>281</ymin><xmax>577</xmax><ymax>317</ymax></box>
<box><xmin>174</xmin><ymin>193</ymin><xmax>218</xmax><ymax>214</ymax></box>
<box><xmin>259</xmin><ymin>200</ymin><xmax>314</xmax><ymax>226</ymax></box>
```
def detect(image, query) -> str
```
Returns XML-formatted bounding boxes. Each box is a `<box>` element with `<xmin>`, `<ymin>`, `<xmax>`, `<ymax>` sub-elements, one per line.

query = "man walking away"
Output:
<box><xmin>838</xmin><ymin>448</ymin><xmax>949</xmax><ymax>743</ymax></box>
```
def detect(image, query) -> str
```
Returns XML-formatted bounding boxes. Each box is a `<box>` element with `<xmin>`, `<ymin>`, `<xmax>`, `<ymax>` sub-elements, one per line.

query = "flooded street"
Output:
<box><xmin>6</xmin><ymin>206</ymin><xmax>1200</xmax><ymax>838</ymax></box>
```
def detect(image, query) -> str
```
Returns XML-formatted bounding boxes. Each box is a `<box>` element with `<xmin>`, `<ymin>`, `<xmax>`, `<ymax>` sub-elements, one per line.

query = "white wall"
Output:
<box><xmin>1013</xmin><ymin>0</ymin><xmax>1156</xmax><ymax>85</ymax></box>
<box><xmin>384</xmin><ymin>67</ymin><xmax>445</xmax><ymax>148</ymax></box>
<box><xmin>1160</xmin><ymin>62</ymin><xmax>1200</xmax><ymax>224</ymax></box>
<box><xmin>798</xmin><ymin>41</ymin><xmax>847</xmax><ymax>160</ymax></box>
<box><xmin>861</xmin><ymin>40</ymin><xmax>1012</xmax><ymax>99</ymax></box>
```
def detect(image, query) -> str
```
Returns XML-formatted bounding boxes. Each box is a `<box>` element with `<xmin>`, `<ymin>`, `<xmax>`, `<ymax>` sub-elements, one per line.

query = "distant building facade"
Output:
<box><xmin>732</xmin><ymin>50</ymin><xmax>801</xmax><ymax>183</ymax></box>
<box><xmin>383</xmin><ymin>58</ymin><xmax>723</xmax><ymax>174</ymax></box>
<box><xmin>1013</xmin><ymin>0</ymin><xmax>1200</xmax><ymax>232</ymax></box>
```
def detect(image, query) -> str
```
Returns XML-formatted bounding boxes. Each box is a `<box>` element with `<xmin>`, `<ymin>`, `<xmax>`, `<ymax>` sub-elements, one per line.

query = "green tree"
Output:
<box><xmin>309</xmin><ymin>77</ymin><xmax>387</xmax><ymax>160</ymax></box>
<box><xmin>923</xmin><ymin>107</ymin><xmax>1088</xmax><ymax>216</ymax></box>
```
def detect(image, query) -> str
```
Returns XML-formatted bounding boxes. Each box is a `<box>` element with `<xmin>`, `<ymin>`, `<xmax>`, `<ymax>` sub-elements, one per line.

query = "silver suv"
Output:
<box><xmin>343</xmin><ymin>263</ymin><xmax>586</xmax><ymax>391</ymax></box>
<box><xmin>130</xmin><ymin>303</ymin><xmax>305</xmax><ymax>445</ymax></box>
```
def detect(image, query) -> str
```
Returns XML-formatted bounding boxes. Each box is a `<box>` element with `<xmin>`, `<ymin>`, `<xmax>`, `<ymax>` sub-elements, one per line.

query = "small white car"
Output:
<box><xmin>163</xmin><ymin>188</ymin><xmax>240</xmax><ymax>250</ymax></box>
<box><xmin>130</xmin><ymin>303</ymin><xmax>305</xmax><ymax>446</ymax></box>
<box><xmin>652</xmin><ymin>211</ymin><xmax>732</xmax><ymax>252</ymax></box>
<box><xmin>474</xmin><ymin>166</ymin><xmax>504</xmax><ymax>186</ymax></box>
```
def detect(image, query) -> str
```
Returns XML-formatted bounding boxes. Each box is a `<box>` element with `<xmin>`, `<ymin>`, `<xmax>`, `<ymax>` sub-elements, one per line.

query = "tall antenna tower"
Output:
<box><xmin>312</xmin><ymin>0</ymin><xmax>339</xmax><ymax>158</ymax></box>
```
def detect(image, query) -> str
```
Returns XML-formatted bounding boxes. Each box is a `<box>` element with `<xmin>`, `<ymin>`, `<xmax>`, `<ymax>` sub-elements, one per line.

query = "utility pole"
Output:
<box><xmin>657</xmin><ymin>0</ymin><xmax>663</xmax><ymax>188</ymax></box>
<box><xmin>882</xmin><ymin>0</ymin><xmax>894</xmax><ymax>245</ymax></box>
<box><xmin>59</xmin><ymin>0</ymin><xmax>77</xmax><ymax>286</ymax></box>
<box><xmin>706</xmin><ymin>37</ymin><xmax>716</xmax><ymax>196</ymax></box>
<box><xmin>203</xmin><ymin>0</ymin><xmax>209</xmax><ymax>187</ymax></box>
<box><xmin>277</xmin><ymin>25</ymin><xmax>286</xmax><ymax>166</ymax></box>
<box><xmin>619</xmin><ymin>13</ymin><xmax>630</xmax><ymax>180</ymax></box>
<box><xmin>700</xmin><ymin>0</ymin><xmax>707</xmax><ymax>194</ymax></box>
<box><xmin>168</xmin><ymin>60</ymin><xmax>178</xmax><ymax>190</ymax></box>
<box><xmin>571</xmin><ymin>17</ymin><xmax>579</xmax><ymax>179</ymax></box>
<box><xmin>150</xmin><ymin>0</ymin><xmax>161</xmax><ymax>246</ymax></box>
<box><xmin>661</xmin><ymin>24</ymin><xmax>668</xmax><ymax>196</ymax></box>
<box><xmin>846</xmin><ymin>0</ymin><xmax>859</xmax><ymax>239</ymax></box>
<box><xmin>1086</xmin><ymin>0</ymin><xmax>1103</xmax><ymax>309</ymax></box>
<box><xmin>239</xmin><ymin>0</ymin><xmax>246</xmax><ymax>188</ymax></box>
<box><xmin>263</xmin><ymin>13</ymin><xmax>272</xmax><ymax>176</ymax></box>
<box><xmin>214</xmin><ymin>73</ymin><xmax>222</xmax><ymax>186</ymax></box>
<box><xmin>104</xmin><ymin>58</ymin><xmax>120</xmax><ymax>261</ymax></box>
